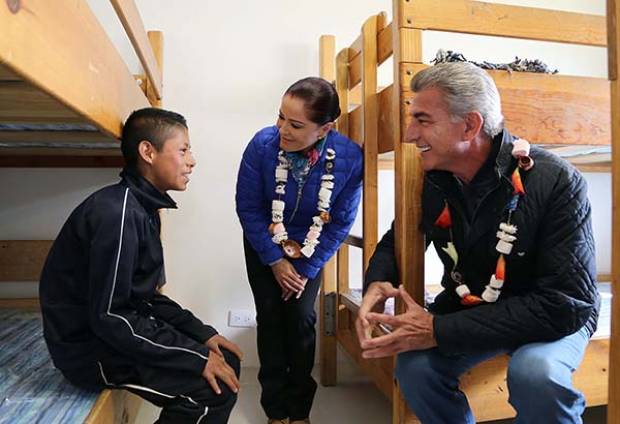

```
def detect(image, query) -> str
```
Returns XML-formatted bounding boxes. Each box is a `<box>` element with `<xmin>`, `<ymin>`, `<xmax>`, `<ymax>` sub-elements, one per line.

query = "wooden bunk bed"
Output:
<box><xmin>1</xmin><ymin>0</ymin><xmax>164</xmax><ymax>422</ymax></box>
<box><xmin>0</xmin><ymin>0</ymin><xmax>163</xmax><ymax>167</ymax></box>
<box><xmin>318</xmin><ymin>1</ymin><xmax>612</xmax><ymax>422</ymax></box>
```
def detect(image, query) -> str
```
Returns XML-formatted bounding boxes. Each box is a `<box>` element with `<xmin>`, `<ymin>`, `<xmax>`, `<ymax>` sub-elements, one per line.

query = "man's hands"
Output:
<box><xmin>271</xmin><ymin>259</ymin><xmax>307</xmax><ymax>300</ymax></box>
<box><xmin>202</xmin><ymin>335</ymin><xmax>243</xmax><ymax>395</ymax></box>
<box><xmin>356</xmin><ymin>284</ymin><xmax>437</xmax><ymax>358</ymax></box>
<box><xmin>356</xmin><ymin>282</ymin><xmax>399</xmax><ymax>339</ymax></box>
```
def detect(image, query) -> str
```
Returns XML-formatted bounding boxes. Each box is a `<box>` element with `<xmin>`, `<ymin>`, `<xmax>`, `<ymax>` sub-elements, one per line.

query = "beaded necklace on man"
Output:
<box><xmin>434</xmin><ymin>139</ymin><xmax>534</xmax><ymax>306</ymax></box>
<box><xmin>269</xmin><ymin>139</ymin><xmax>336</xmax><ymax>259</ymax></box>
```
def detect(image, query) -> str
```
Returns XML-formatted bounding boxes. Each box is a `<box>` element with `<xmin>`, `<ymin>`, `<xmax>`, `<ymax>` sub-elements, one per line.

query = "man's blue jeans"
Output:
<box><xmin>395</xmin><ymin>326</ymin><xmax>590</xmax><ymax>424</ymax></box>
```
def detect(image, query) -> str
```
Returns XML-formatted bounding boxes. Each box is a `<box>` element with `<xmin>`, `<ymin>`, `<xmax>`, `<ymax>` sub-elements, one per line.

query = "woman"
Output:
<box><xmin>236</xmin><ymin>77</ymin><xmax>363</xmax><ymax>424</ymax></box>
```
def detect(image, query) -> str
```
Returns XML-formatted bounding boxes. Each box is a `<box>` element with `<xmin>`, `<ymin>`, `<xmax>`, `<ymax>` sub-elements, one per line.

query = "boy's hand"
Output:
<box><xmin>206</xmin><ymin>335</ymin><xmax>243</xmax><ymax>361</ymax></box>
<box><xmin>202</xmin><ymin>350</ymin><xmax>240</xmax><ymax>395</ymax></box>
<box><xmin>271</xmin><ymin>259</ymin><xmax>306</xmax><ymax>293</ymax></box>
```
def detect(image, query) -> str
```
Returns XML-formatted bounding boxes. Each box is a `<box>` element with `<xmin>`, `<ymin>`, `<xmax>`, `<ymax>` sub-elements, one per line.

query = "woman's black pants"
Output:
<box><xmin>243</xmin><ymin>238</ymin><xmax>321</xmax><ymax>421</ymax></box>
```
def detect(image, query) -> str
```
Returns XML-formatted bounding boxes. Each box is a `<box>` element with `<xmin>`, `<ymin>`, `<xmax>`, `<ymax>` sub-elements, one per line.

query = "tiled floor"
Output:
<box><xmin>135</xmin><ymin>357</ymin><xmax>606</xmax><ymax>424</ymax></box>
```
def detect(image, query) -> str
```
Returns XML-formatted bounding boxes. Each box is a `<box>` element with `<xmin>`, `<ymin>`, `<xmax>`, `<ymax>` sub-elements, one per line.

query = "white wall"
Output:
<box><xmin>0</xmin><ymin>0</ymin><xmax>609</xmax><ymax>367</ymax></box>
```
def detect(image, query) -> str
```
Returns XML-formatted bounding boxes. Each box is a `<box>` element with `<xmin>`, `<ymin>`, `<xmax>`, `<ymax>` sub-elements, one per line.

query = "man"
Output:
<box><xmin>40</xmin><ymin>108</ymin><xmax>242</xmax><ymax>424</ymax></box>
<box><xmin>356</xmin><ymin>62</ymin><xmax>599</xmax><ymax>423</ymax></box>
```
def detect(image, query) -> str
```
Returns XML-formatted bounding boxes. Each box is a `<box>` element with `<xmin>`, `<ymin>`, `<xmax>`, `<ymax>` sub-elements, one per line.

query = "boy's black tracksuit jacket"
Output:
<box><xmin>40</xmin><ymin>168</ymin><xmax>216</xmax><ymax>379</ymax></box>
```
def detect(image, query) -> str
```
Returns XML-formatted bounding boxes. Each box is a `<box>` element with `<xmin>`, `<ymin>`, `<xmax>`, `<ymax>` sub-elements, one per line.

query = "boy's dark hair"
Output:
<box><xmin>121</xmin><ymin>108</ymin><xmax>188</xmax><ymax>167</ymax></box>
<box><xmin>285</xmin><ymin>77</ymin><xmax>341</xmax><ymax>125</ymax></box>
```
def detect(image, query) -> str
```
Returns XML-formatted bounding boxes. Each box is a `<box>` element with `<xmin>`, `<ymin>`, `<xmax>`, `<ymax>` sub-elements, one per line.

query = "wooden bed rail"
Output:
<box><xmin>400</xmin><ymin>0</ymin><xmax>607</xmax><ymax>47</ymax></box>
<box><xmin>608</xmin><ymin>0</ymin><xmax>620</xmax><ymax>421</ymax></box>
<box><xmin>110</xmin><ymin>0</ymin><xmax>163</xmax><ymax>103</ymax></box>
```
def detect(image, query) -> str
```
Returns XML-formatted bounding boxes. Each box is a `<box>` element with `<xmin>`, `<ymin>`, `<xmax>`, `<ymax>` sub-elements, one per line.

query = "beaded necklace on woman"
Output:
<box><xmin>269</xmin><ymin>137</ymin><xmax>336</xmax><ymax>259</ymax></box>
<box><xmin>434</xmin><ymin>138</ymin><xmax>534</xmax><ymax>306</ymax></box>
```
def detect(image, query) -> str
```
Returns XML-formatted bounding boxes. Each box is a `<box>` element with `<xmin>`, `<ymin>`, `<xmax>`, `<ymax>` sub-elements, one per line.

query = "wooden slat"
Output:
<box><xmin>400</xmin><ymin>64</ymin><xmax>611</xmax><ymax>146</ymax></box>
<box><xmin>459</xmin><ymin>338</ymin><xmax>609</xmax><ymax>422</ymax></box>
<box><xmin>349</xmin><ymin>22</ymin><xmax>394</xmax><ymax>89</ymax></box>
<box><xmin>361</xmin><ymin>14</ymin><xmax>380</xmax><ymax>270</ymax></box>
<box><xmin>0</xmin><ymin>148</ymin><xmax>120</xmax><ymax>157</ymax></box>
<box><xmin>320</xmin><ymin>256</ymin><xmax>338</xmax><ymax>386</ymax></box>
<box><xmin>0</xmin><ymin>82</ymin><xmax>83</xmax><ymax>123</ymax></box>
<box><xmin>146</xmin><ymin>31</ymin><xmax>164</xmax><ymax>108</ymax></box>
<box><xmin>399</xmin><ymin>0</ymin><xmax>607</xmax><ymax>47</ymax></box>
<box><xmin>0</xmin><ymin>155</ymin><xmax>124</xmax><ymax>167</ymax></box>
<box><xmin>393</xmin><ymin>5</ymin><xmax>424</xmax><ymax>420</ymax></box>
<box><xmin>348</xmin><ymin>105</ymin><xmax>362</xmax><ymax>145</ymax></box>
<box><xmin>336</xmin><ymin>49</ymin><xmax>351</xmax><ymax>140</ymax></box>
<box><xmin>337</xmin><ymin>244</ymin><xmax>350</xmax><ymax>296</ymax></box>
<box><xmin>609</xmin><ymin>0</ymin><xmax>620</xmax><ymax>421</ymax></box>
<box><xmin>0</xmin><ymin>0</ymin><xmax>149</xmax><ymax>138</ymax></box>
<box><xmin>320</xmin><ymin>35</ymin><xmax>336</xmax><ymax>83</ymax></box>
<box><xmin>319</xmin><ymin>33</ymin><xmax>338</xmax><ymax>387</ymax></box>
<box><xmin>0</xmin><ymin>241</ymin><xmax>52</xmax><ymax>282</ymax></box>
<box><xmin>0</xmin><ymin>64</ymin><xmax>21</xmax><ymax>81</ymax></box>
<box><xmin>85</xmin><ymin>390</ymin><xmax>142</xmax><ymax>424</ymax></box>
<box><xmin>0</xmin><ymin>298</ymin><xmax>39</xmax><ymax>310</ymax></box>
<box><xmin>336</xmin><ymin>305</ymin><xmax>394</xmax><ymax>399</ymax></box>
<box><xmin>0</xmin><ymin>131</ymin><xmax>113</xmax><ymax>144</ymax></box>
<box><xmin>110</xmin><ymin>0</ymin><xmax>163</xmax><ymax>100</ymax></box>
<box><xmin>378</xmin><ymin>85</ymin><xmax>395</xmax><ymax>153</ymax></box>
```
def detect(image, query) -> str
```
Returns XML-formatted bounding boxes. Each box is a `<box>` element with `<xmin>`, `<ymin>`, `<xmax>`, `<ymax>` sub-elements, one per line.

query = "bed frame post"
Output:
<box><xmin>335</xmin><ymin>47</ymin><xmax>352</xmax><ymax>328</ymax></box>
<box><xmin>391</xmin><ymin>0</ymin><xmax>424</xmax><ymax>422</ymax></box>
<box><xmin>361</xmin><ymin>14</ymin><xmax>382</xmax><ymax>271</ymax></box>
<box><xmin>608</xmin><ymin>0</ymin><xmax>620</xmax><ymax>422</ymax></box>
<box><xmin>319</xmin><ymin>34</ymin><xmax>338</xmax><ymax>387</ymax></box>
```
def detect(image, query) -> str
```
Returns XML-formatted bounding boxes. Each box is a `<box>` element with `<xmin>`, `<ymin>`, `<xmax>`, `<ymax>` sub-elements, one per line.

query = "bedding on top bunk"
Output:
<box><xmin>343</xmin><ymin>282</ymin><xmax>612</xmax><ymax>339</ymax></box>
<box><xmin>0</xmin><ymin>123</ymin><xmax>120</xmax><ymax>150</ymax></box>
<box><xmin>0</xmin><ymin>309</ymin><xmax>99</xmax><ymax>424</ymax></box>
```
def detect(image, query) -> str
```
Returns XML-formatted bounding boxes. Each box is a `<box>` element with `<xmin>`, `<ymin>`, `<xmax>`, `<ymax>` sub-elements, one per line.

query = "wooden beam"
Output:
<box><xmin>320</xmin><ymin>256</ymin><xmax>338</xmax><ymax>386</ymax></box>
<box><xmin>0</xmin><ymin>155</ymin><xmax>124</xmax><ymax>167</ymax></box>
<box><xmin>0</xmin><ymin>148</ymin><xmax>120</xmax><ymax>156</ymax></box>
<box><xmin>110</xmin><ymin>0</ymin><xmax>163</xmax><ymax>100</ymax></box>
<box><xmin>401</xmin><ymin>64</ymin><xmax>611</xmax><ymax>146</ymax></box>
<box><xmin>399</xmin><ymin>0</ymin><xmax>607</xmax><ymax>47</ymax></box>
<box><xmin>0</xmin><ymin>240</ymin><xmax>53</xmax><ymax>282</ymax></box>
<box><xmin>320</xmin><ymin>35</ymin><xmax>336</xmax><ymax>84</ymax></box>
<box><xmin>319</xmin><ymin>33</ymin><xmax>338</xmax><ymax>388</ymax></box>
<box><xmin>0</xmin><ymin>0</ymin><xmax>149</xmax><ymax>138</ymax></box>
<box><xmin>609</xmin><ymin>0</ymin><xmax>620</xmax><ymax>421</ymax></box>
<box><xmin>0</xmin><ymin>64</ymin><xmax>21</xmax><ymax>81</ymax></box>
<box><xmin>378</xmin><ymin>85</ymin><xmax>395</xmax><ymax>153</ymax></box>
<box><xmin>146</xmin><ymin>31</ymin><xmax>164</xmax><ymax>107</ymax></box>
<box><xmin>0</xmin><ymin>298</ymin><xmax>39</xmax><ymax>310</ymax></box>
<box><xmin>0</xmin><ymin>82</ymin><xmax>84</xmax><ymax>123</ymax></box>
<box><xmin>349</xmin><ymin>22</ymin><xmax>394</xmax><ymax>88</ymax></box>
<box><xmin>361</xmin><ymin>14</ymin><xmax>380</xmax><ymax>271</ymax></box>
<box><xmin>336</xmin><ymin>48</ymin><xmax>352</xmax><ymax>140</ymax></box>
<box><xmin>0</xmin><ymin>131</ymin><xmax>113</xmax><ymax>144</ymax></box>
<box><xmin>393</xmin><ymin>2</ymin><xmax>424</xmax><ymax>421</ymax></box>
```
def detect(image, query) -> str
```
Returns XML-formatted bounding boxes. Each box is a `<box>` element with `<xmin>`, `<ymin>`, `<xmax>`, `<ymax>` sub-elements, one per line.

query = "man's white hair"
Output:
<box><xmin>410</xmin><ymin>62</ymin><xmax>504</xmax><ymax>138</ymax></box>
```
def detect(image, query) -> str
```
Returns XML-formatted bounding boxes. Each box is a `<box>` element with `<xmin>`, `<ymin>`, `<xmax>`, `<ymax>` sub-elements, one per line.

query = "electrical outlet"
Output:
<box><xmin>228</xmin><ymin>309</ymin><xmax>257</xmax><ymax>328</ymax></box>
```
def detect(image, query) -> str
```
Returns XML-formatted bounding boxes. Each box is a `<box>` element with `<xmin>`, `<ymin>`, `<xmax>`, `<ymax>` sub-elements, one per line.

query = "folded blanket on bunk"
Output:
<box><xmin>0</xmin><ymin>309</ymin><xmax>99</xmax><ymax>424</ymax></box>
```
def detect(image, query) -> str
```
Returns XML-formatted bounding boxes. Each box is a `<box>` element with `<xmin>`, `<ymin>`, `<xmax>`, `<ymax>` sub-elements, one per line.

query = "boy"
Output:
<box><xmin>40</xmin><ymin>108</ymin><xmax>242</xmax><ymax>424</ymax></box>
